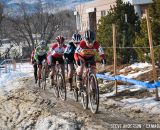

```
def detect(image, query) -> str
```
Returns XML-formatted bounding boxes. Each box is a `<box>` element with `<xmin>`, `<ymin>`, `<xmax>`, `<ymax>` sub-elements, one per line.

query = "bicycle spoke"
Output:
<box><xmin>81</xmin><ymin>90</ymin><xmax>88</xmax><ymax>110</ymax></box>
<box><xmin>88</xmin><ymin>74</ymin><xmax>99</xmax><ymax>114</ymax></box>
<box><xmin>58</xmin><ymin>74</ymin><xmax>66</xmax><ymax>100</ymax></box>
<box><xmin>73</xmin><ymin>87</ymin><xmax>79</xmax><ymax>102</ymax></box>
<box><xmin>52</xmin><ymin>75</ymin><xmax>59</xmax><ymax>98</ymax></box>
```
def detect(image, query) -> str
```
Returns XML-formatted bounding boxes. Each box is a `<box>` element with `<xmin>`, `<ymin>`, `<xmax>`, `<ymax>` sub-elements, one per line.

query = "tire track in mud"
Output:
<box><xmin>0</xmin><ymin>77</ymin><xmax>159</xmax><ymax>130</ymax></box>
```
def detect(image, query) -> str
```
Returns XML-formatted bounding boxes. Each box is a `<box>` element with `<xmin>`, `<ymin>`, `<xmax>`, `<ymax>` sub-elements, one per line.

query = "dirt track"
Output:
<box><xmin>0</xmin><ymin>77</ymin><xmax>159</xmax><ymax>130</ymax></box>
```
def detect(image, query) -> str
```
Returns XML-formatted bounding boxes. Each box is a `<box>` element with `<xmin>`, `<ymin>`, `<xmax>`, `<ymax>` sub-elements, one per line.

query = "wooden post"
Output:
<box><xmin>112</xmin><ymin>24</ymin><xmax>118</xmax><ymax>94</ymax></box>
<box><xmin>146</xmin><ymin>8</ymin><xmax>159</xmax><ymax>101</ymax></box>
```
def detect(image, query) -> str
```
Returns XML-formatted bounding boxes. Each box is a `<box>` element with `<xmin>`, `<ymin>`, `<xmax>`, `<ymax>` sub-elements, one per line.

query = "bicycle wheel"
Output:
<box><xmin>72</xmin><ymin>72</ymin><xmax>79</xmax><ymax>102</ymax></box>
<box><xmin>73</xmin><ymin>88</ymin><xmax>79</xmax><ymax>102</ymax></box>
<box><xmin>38</xmin><ymin>78</ymin><xmax>41</xmax><ymax>88</ymax></box>
<box><xmin>52</xmin><ymin>74</ymin><xmax>59</xmax><ymax>98</ymax></box>
<box><xmin>72</xmin><ymin>71</ymin><xmax>77</xmax><ymax>88</ymax></box>
<box><xmin>81</xmin><ymin>76</ymin><xmax>89</xmax><ymax>109</ymax></box>
<box><xmin>57</xmin><ymin>73</ymin><xmax>66</xmax><ymax>100</ymax></box>
<box><xmin>41</xmin><ymin>65</ymin><xmax>46</xmax><ymax>90</ymax></box>
<box><xmin>81</xmin><ymin>90</ymin><xmax>88</xmax><ymax>110</ymax></box>
<box><xmin>88</xmin><ymin>73</ymin><xmax>99</xmax><ymax>114</ymax></box>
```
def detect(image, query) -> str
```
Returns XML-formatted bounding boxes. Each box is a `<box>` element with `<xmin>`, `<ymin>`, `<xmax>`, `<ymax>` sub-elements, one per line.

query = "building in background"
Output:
<box><xmin>74</xmin><ymin>0</ymin><xmax>153</xmax><ymax>33</ymax></box>
<box><xmin>123</xmin><ymin>0</ymin><xmax>153</xmax><ymax>18</ymax></box>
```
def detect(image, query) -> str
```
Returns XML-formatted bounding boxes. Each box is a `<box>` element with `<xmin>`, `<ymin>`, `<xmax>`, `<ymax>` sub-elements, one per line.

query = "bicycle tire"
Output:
<box><xmin>88</xmin><ymin>73</ymin><xmax>99</xmax><ymax>114</ymax></box>
<box><xmin>81</xmin><ymin>76</ymin><xmax>88</xmax><ymax>109</ymax></box>
<box><xmin>57</xmin><ymin>73</ymin><xmax>66</xmax><ymax>100</ymax></box>
<box><xmin>41</xmin><ymin>65</ymin><xmax>46</xmax><ymax>90</ymax></box>
<box><xmin>38</xmin><ymin>79</ymin><xmax>41</xmax><ymax>88</ymax></box>
<box><xmin>81</xmin><ymin>90</ymin><xmax>88</xmax><ymax>110</ymax></box>
<box><xmin>72</xmin><ymin>72</ymin><xmax>78</xmax><ymax>102</ymax></box>
<box><xmin>52</xmin><ymin>74</ymin><xmax>59</xmax><ymax>98</ymax></box>
<box><xmin>72</xmin><ymin>71</ymin><xmax>77</xmax><ymax>88</ymax></box>
<box><xmin>73</xmin><ymin>88</ymin><xmax>79</xmax><ymax>102</ymax></box>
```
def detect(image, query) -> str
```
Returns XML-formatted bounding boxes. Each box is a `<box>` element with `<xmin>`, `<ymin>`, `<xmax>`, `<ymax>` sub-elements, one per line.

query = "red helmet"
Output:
<box><xmin>56</xmin><ymin>35</ymin><xmax>65</xmax><ymax>44</ymax></box>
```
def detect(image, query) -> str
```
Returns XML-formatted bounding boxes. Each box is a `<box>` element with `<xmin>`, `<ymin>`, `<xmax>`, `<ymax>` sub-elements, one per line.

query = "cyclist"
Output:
<box><xmin>74</xmin><ymin>30</ymin><xmax>106</xmax><ymax>90</ymax></box>
<box><xmin>64</xmin><ymin>33</ymin><xmax>82</xmax><ymax>91</ymax></box>
<box><xmin>50</xmin><ymin>35</ymin><xmax>67</xmax><ymax>85</ymax></box>
<box><xmin>34</xmin><ymin>40</ymin><xmax>49</xmax><ymax>80</ymax></box>
<box><xmin>31</xmin><ymin>48</ymin><xmax>37</xmax><ymax>83</ymax></box>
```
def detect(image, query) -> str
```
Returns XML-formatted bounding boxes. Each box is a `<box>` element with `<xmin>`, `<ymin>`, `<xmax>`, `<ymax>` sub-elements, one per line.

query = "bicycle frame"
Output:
<box><xmin>38</xmin><ymin>60</ymin><xmax>47</xmax><ymax>89</ymax></box>
<box><xmin>52</xmin><ymin>62</ymin><xmax>66</xmax><ymax>100</ymax></box>
<box><xmin>80</xmin><ymin>61</ymin><xmax>99</xmax><ymax>113</ymax></box>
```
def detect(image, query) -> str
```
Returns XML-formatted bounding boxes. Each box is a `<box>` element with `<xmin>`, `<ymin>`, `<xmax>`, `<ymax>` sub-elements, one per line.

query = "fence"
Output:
<box><xmin>96</xmin><ymin>73</ymin><xmax>160</xmax><ymax>100</ymax></box>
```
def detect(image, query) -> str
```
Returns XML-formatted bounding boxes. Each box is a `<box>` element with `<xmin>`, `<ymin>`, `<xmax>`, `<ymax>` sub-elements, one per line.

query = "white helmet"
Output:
<box><xmin>39</xmin><ymin>40</ymin><xmax>46</xmax><ymax>47</ymax></box>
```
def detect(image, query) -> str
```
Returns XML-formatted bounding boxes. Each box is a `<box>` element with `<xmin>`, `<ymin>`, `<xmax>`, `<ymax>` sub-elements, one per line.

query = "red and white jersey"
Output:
<box><xmin>50</xmin><ymin>43</ymin><xmax>67</xmax><ymax>58</ymax></box>
<box><xmin>74</xmin><ymin>40</ymin><xmax>105</xmax><ymax>61</ymax></box>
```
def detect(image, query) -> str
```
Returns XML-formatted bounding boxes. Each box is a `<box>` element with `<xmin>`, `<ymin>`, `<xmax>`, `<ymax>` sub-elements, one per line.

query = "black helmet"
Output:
<box><xmin>84</xmin><ymin>30</ymin><xmax>96</xmax><ymax>43</ymax></box>
<box><xmin>72</xmin><ymin>33</ymin><xmax>82</xmax><ymax>42</ymax></box>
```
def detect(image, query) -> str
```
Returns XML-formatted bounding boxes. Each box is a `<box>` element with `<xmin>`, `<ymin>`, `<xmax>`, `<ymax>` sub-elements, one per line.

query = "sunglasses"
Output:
<box><xmin>86</xmin><ymin>40</ymin><xmax>94</xmax><ymax>45</ymax></box>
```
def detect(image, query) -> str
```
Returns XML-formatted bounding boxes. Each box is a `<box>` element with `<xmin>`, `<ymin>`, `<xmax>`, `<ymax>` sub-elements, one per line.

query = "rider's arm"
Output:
<box><xmin>95</xmin><ymin>42</ymin><xmax>106</xmax><ymax>64</ymax></box>
<box><xmin>31</xmin><ymin>51</ymin><xmax>34</xmax><ymax>63</ymax></box>
<box><xmin>64</xmin><ymin>44</ymin><xmax>71</xmax><ymax>58</ymax></box>
<box><xmin>94</xmin><ymin>42</ymin><xmax>105</xmax><ymax>59</ymax></box>
<box><xmin>34</xmin><ymin>46</ymin><xmax>41</xmax><ymax>61</ymax></box>
<box><xmin>98</xmin><ymin>45</ymin><xmax>105</xmax><ymax>59</ymax></box>
<box><xmin>74</xmin><ymin>45</ymin><xmax>81</xmax><ymax>61</ymax></box>
<box><xmin>45</xmin><ymin>46</ymin><xmax>49</xmax><ymax>52</ymax></box>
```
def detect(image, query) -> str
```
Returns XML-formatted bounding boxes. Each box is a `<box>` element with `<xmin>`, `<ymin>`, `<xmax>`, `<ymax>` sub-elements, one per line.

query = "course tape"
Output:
<box><xmin>96</xmin><ymin>74</ymin><xmax>160</xmax><ymax>89</ymax></box>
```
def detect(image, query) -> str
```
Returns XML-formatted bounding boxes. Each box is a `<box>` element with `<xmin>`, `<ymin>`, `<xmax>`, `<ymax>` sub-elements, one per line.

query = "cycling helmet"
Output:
<box><xmin>39</xmin><ymin>40</ymin><xmax>46</xmax><ymax>47</ymax></box>
<box><xmin>84</xmin><ymin>30</ymin><xmax>96</xmax><ymax>43</ymax></box>
<box><xmin>56</xmin><ymin>35</ymin><xmax>65</xmax><ymax>44</ymax></box>
<box><xmin>72</xmin><ymin>33</ymin><xmax>82</xmax><ymax>42</ymax></box>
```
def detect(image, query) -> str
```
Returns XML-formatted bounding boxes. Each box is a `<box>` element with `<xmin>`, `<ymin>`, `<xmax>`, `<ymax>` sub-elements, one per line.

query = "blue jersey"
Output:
<box><xmin>64</xmin><ymin>42</ymin><xmax>76</xmax><ymax>61</ymax></box>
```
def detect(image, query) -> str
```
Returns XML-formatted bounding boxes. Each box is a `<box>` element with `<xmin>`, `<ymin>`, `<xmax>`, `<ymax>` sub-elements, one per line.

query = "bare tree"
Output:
<box><xmin>0</xmin><ymin>3</ymin><xmax>4</xmax><ymax>25</ymax></box>
<box><xmin>1</xmin><ymin>1</ymin><xmax>76</xmax><ymax>58</ymax></box>
<box><xmin>5</xmin><ymin>1</ymin><xmax>65</xmax><ymax>50</ymax></box>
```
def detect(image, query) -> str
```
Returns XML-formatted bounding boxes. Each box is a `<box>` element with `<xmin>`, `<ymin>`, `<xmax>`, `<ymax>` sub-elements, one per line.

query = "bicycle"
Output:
<box><xmin>32</xmin><ymin>61</ymin><xmax>37</xmax><ymax>84</ymax></box>
<box><xmin>38</xmin><ymin>60</ymin><xmax>47</xmax><ymax>90</ymax></box>
<box><xmin>51</xmin><ymin>62</ymin><xmax>66</xmax><ymax>100</ymax></box>
<box><xmin>64</xmin><ymin>61</ymin><xmax>78</xmax><ymax>101</ymax></box>
<box><xmin>74</xmin><ymin>61</ymin><xmax>99</xmax><ymax>114</ymax></box>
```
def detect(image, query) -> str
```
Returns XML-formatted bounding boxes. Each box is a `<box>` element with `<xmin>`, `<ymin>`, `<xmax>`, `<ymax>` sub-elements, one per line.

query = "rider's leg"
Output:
<box><xmin>38</xmin><ymin>64</ymin><xmax>42</xmax><ymax>79</ymax></box>
<box><xmin>34</xmin><ymin>62</ymin><xmax>37</xmax><ymax>83</ymax></box>
<box><xmin>50</xmin><ymin>56</ymin><xmax>56</xmax><ymax>85</ymax></box>
<box><xmin>37</xmin><ymin>55</ymin><xmax>44</xmax><ymax>79</ymax></box>
<box><xmin>46</xmin><ymin>54</ymin><xmax>52</xmax><ymax>78</ymax></box>
<box><xmin>45</xmin><ymin>58</ymin><xmax>49</xmax><ymax>78</ymax></box>
<box><xmin>76</xmin><ymin>64</ymin><xmax>84</xmax><ymax>90</ymax></box>
<box><xmin>58</xmin><ymin>58</ymin><xmax>65</xmax><ymax>80</ymax></box>
<box><xmin>68</xmin><ymin>63</ymin><xmax>74</xmax><ymax>90</ymax></box>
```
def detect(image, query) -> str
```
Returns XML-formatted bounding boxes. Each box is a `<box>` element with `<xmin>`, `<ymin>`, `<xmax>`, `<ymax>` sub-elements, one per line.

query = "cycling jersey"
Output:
<box><xmin>31</xmin><ymin>50</ymin><xmax>35</xmax><ymax>59</ymax></box>
<box><xmin>50</xmin><ymin>43</ymin><xmax>67</xmax><ymax>58</ymax></box>
<box><xmin>74</xmin><ymin>40</ymin><xmax>105</xmax><ymax>61</ymax></box>
<box><xmin>31</xmin><ymin>50</ymin><xmax>36</xmax><ymax>64</ymax></box>
<box><xmin>64</xmin><ymin>42</ymin><xmax>77</xmax><ymax>62</ymax></box>
<box><xmin>34</xmin><ymin>45</ymin><xmax>49</xmax><ymax>61</ymax></box>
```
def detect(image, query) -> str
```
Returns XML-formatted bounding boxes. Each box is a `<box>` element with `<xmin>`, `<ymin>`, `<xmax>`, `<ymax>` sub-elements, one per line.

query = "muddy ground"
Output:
<box><xmin>0</xmin><ymin>77</ymin><xmax>159</xmax><ymax>130</ymax></box>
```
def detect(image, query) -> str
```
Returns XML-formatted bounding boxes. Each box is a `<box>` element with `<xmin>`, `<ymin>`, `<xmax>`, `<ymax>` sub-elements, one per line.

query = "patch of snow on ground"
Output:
<box><xmin>121</xmin><ymin>97</ymin><xmax>160</xmax><ymax>114</ymax></box>
<box><xmin>100</xmin><ymin>62</ymin><xmax>160</xmax><ymax>115</ymax></box>
<box><xmin>35</xmin><ymin>114</ymin><xmax>77</xmax><ymax>130</ymax></box>
<box><xmin>0</xmin><ymin>62</ymin><xmax>33</xmax><ymax>91</ymax></box>
<box><xmin>119</xmin><ymin>62</ymin><xmax>152</xmax><ymax>78</ymax></box>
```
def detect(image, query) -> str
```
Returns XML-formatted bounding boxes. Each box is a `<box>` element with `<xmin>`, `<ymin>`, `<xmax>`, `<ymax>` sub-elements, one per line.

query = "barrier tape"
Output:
<box><xmin>96</xmin><ymin>74</ymin><xmax>160</xmax><ymax>89</ymax></box>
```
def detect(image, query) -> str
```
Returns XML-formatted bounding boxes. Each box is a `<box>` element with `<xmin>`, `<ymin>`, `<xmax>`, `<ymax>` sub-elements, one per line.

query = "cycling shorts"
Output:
<box><xmin>51</xmin><ymin>57</ymin><xmax>64</xmax><ymax>66</ymax></box>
